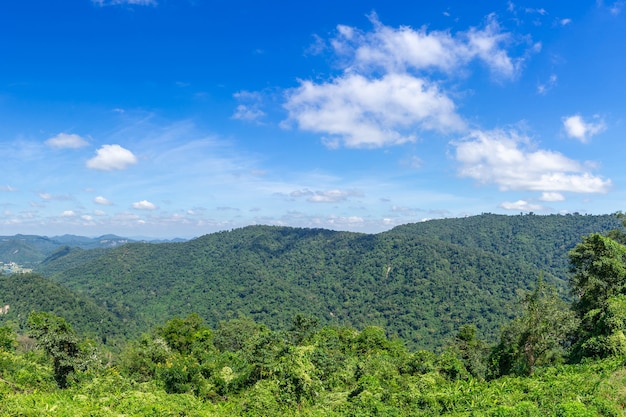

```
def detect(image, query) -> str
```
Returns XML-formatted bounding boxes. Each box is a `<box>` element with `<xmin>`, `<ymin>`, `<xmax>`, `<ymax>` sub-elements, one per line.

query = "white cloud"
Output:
<box><xmin>86</xmin><ymin>144</ymin><xmax>138</xmax><ymax>171</ymax></box>
<box><xmin>284</xmin><ymin>73</ymin><xmax>464</xmax><ymax>148</ymax></box>
<box><xmin>540</xmin><ymin>192</ymin><xmax>565</xmax><ymax>201</ymax></box>
<box><xmin>537</xmin><ymin>74</ymin><xmax>557</xmax><ymax>95</ymax></box>
<box><xmin>560</xmin><ymin>18</ymin><xmax>572</xmax><ymax>25</ymax></box>
<box><xmin>39</xmin><ymin>192</ymin><xmax>70</xmax><ymax>201</ymax></box>
<box><xmin>61</xmin><ymin>210</ymin><xmax>77</xmax><ymax>217</ymax></box>
<box><xmin>562</xmin><ymin>114</ymin><xmax>606</xmax><ymax>143</ymax></box>
<box><xmin>500</xmin><ymin>200</ymin><xmax>544</xmax><ymax>211</ymax></box>
<box><xmin>94</xmin><ymin>196</ymin><xmax>112</xmax><ymax>205</ymax></box>
<box><xmin>282</xmin><ymin>13</ymin><xmax>532</xmax><ymax>149</ymax></box>
<box><xmin>232</xmin><ymin>105</ymin><xmax>265</xmax><ymax>122</ymax></box>
<box><xmin>232</xmin><ymin>91</ymin><xmax>266</xmax><ymax>122</ymax></box>
<box><xmin>453</xmin><ymin>129</ymin><xmax>611</xmax><ymax>193</ymax></box>
<box><xmin>132</xmin><ymin>200</ymin><xmax>157</xmax><ymax>210</ymax></box>
<box><xmin>289</xmin><ymin>188</ymin><xmax>363</xmax><ymax>203</ymax></box>
<box><xmin>0</xmin><ymin>185</ymin><xmax>17</xmax><ymax>192</ymax></box>
<box><xmin>45</xmin><ymin>133</ymin><xmax>89</xmax><ymax>149</ymax></box>
<box><xmin>331</xmin><ymin>13</ymin><xmax>526</xmax><ymax>79</ymax></box>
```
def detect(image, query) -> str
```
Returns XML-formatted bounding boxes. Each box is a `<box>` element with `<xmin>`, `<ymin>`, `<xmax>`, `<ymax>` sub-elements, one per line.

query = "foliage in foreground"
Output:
<box><xmin>1</xmin><ymin>317</ymin><xmax>625</xmax><ymax>416</ymax></box>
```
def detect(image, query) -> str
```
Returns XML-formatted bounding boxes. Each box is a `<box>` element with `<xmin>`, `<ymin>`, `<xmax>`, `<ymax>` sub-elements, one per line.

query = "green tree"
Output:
<box><xmin>213</xmin><ymin>316</ymin><xmax>267</xmax><ymax>353</ymax></box>
<box><xmin>0</xmin><ymin>325</ymin><xmax>17</xmax><ymax>351</ymax></box>
<box><xmin>155</xmin><ymin>313</ymin><xmax>210</xmax><ymax>355</ymax></box>
<box><xmin>569</xmin><ymin>233</ymin><xmax>626</xmax><ymax>360</ymax></box>
<box><xmin>571</xmin><ymin>294</ymin><xmax>626</xmax><ymax>360</ymax></box>
<box><xmin>118</xmin><ymin>333</ymin><xmax>171</xmax><ymax>382</ymax></box>
<box><xmin>491</xmin><ymin>277</ymin><xmax>578</xmax><ymax>376</ymax></box>
<box><xmin>569</xmin><ymin>233</ymin><xmax>626</xmax><ymax>316</ymax></box>
<box><xmin>27</xmin><ymin>312</ymin><xmax>87</xmax><ymax>388</ymax></box>
<box><xmin>449</xmin><ymin>324</ymin><xmax>490</xmax><ymax>380</ymax></box>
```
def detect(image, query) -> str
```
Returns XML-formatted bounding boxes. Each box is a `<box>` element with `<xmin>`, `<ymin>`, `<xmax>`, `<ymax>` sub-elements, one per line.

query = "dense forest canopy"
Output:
<box><xmin>11</xmin><ymin>213</ymin><xmax>619</xmax><ymax>351</ymax></box>
<box><xmin>2</xmin><ymin>213</ymin><xmax>626</xmax><ymax>415</ymax></box>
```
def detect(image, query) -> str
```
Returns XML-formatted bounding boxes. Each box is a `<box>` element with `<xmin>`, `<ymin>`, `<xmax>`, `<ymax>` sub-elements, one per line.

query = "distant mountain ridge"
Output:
<box><xmin>1</xmin><ymin>213</ymin><xmax>622</xmax><ymax>350</ymax></box>
<box><xmin>0</xmin><ymin>234</ymin><xmax>187</xmax><ymax>266</ymax></box>
<box><xmin>37</xmin><ymin>213</ymin><xmax>624</xmax><ymax>350</ymax></box>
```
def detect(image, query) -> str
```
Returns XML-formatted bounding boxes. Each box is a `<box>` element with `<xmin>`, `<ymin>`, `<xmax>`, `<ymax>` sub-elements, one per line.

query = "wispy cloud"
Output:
<box><xmin>232</xmin><ymin>91</ymin><xmax>266</xmax><ymax>123</ymax></box>
<box><xmin>45</xmin><ymin>133</ymin><xmax>89</xmax><ymax>149</ymax></box>
<box><xmin>540</xmin><ymin>192</ymin><xmax>565</xmax><ymax>202</ymax></box>
<box><xmin>92</xmin><ymin>0</ymin><xmax>157</xmax><ymax>6</ymax></box>
<box><xmin>500</xmin><ymin>199</ymin><xmax>544</xmax><ymax>211</ymax></box>
<box><xmin>453</xmin><ymin>129</ymin><xmax>611</xmax><ymax>193</ymax></box>
<box><xmin>562</xmin><ymin>114</ymin><xmax>606</xmax><ymax>143</ymax></box>
<box><xmin>332</xmin><ymin>12</ymin><xmax>526</xmax><ymax>78</ymax></box>
<box><xmin>39</xmin><ymin>192</ymin><xmax>71</xmax><ymax>201</ymax></box>
<box><xmin>537</xmin><ymin>74</ymin><xmax>557</xmax><ymax>95</ymax></box>
<box><xmin>86</xmin><ymin>144</ymin><xmax>138</xmax><ymax>171</ymax></box>
<box><xmin>289</xmin><ymin>188</ymin><xmax>363</xmax><ymax>203</ymax></box>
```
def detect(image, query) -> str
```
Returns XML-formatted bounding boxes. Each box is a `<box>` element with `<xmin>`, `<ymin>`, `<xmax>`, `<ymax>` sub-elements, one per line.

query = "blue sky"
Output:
<box><xmin>2</xmin><ymin>0</ymin><xmax>626</xmax><ymax>238</ymax></box>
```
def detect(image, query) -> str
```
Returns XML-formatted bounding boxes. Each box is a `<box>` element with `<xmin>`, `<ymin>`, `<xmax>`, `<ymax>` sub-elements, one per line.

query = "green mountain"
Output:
<box><xmin>0</xmin><ymin>273</ymin><xmax>135</xmax><ymax>345</ymax></box>
<box><xmin>44</xmin><ymin>213</ymin><xmax>623</xmax><ymax>350</ymax></box>
<box><xmin>0</xmin><ymin>234</ymin><xmax>134</xmax><ymax>267</ymax></box>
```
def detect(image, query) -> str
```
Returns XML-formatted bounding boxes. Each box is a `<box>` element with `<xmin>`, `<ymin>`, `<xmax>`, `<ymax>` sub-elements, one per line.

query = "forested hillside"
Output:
<box><xmin>0</xmin><ymin>273</ymin><xmax>135</xmax><ymax>346</ymax></box>
<box><xmin>389</xmin><ymin>213</ymin><xmax>621</xmax><ymax>280</ymax></box>
<box><xmin>39</xmin><ymin>213</ymin><xmax>622</xmax><ymax>350</ymax></box>
<box><xmin>2</xmin><ymin>213</ymin><xmax>626</xmax><ymax>415</ymax></box>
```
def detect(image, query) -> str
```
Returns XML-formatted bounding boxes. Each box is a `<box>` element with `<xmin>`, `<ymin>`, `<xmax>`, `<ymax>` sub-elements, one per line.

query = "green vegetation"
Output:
<box><xmin>0</xmin><ymin>273</ymin><xmax>136</xmax><ymax>346</ymax></box>
<box><xmin>0</xmin><ymin>213</ymin><xmax>626</xmax><ymax>414</ymax></box>
<box><xmin>36</xmin><ymin>213</ymin><xmax>622</xmax><ymax>351</ymax></box>
<box><xmin>0</xmin><ymin>311</ymin><xmax>625</xmax><ymax>415</ymax></box>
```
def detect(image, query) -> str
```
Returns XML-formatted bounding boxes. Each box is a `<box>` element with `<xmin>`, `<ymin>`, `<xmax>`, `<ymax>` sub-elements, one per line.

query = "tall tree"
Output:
<box><xmin>27</xmin><ymin>312</ymin><xmax>86</xmax><ymax>388</ymax></box>
<box><xmin>568</xmin><ymin>233</ymin><xmax>626</xmax><ymax>360</ymax></box>
<box><xmin>492</xmin><ymin>276</ymin><xmax>578</xmax><ymax>376</ymax></box>
<box><xmin>569</xmin><ymin>233</ymin><xmax>626</xmax><ymax>316</ymax></box>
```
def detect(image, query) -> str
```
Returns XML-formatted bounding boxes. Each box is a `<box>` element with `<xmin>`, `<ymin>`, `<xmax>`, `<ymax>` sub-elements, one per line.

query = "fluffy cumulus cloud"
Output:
<box><xmin>86</xmin><ymin>144</ymin><xmax>138</xmax><ymax>171</ymax></box>
<box><xmin>562</xmin><ymin>114</ymin><xmax>606</xmax><ymax>143</ymax></box>
<box><xmin>132</xmin><ymin>200</ymin><xmax>157</xmax><ymax>210</ymax></box>
<box><xmin>283</xmin><ymin>13</ymin><xmax>531</xmax><ymax>149</ymax></box>
<box><xmin>45</xmin><ymin>133</ymin><xmax>89</xmax><ymax>149</ymax></box>
<box><xmin>285</xmin><ymin>73</ymin><xmax>463</xmax><ymax>148</ymax></box>
<box><xmin>453</xmin><ymin>129</ymin><xmax>611</xmax><ymax>193</ymax></box>
<box><xmin>94</xmin><ymin>196</ymin><xmax>112</xmax><ymax>205</ymax></box>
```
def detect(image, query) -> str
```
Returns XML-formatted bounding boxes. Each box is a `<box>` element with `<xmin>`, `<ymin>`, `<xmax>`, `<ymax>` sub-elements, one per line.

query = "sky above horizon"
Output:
<box><xmin>2</xmin><ymin>0</ymin><xmax>626</xmax><ymax>239</ymax></box>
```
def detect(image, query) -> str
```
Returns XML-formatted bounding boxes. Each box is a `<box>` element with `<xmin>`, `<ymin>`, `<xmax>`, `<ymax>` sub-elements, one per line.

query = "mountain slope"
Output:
<box><xmin>47</xmin><ymin>214</ymin><xmax>623</xmax><ymax>350</ymax></box>
<box><xmin>0</xmin><ymin>273</ymin><xmax>136</xmax><ymax>345</ymax></box>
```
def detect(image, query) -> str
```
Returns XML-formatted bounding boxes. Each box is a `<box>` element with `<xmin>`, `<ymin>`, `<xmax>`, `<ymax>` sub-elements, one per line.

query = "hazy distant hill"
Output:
<box><xmin>0</xmin><ymin>234</ymin><xmax>134</xmax><ymax>266</ymax></box>
<box><xmin>43</xmin><ymin>213</ymin><xmax>623</xmax><ymax>350</ymax></box>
